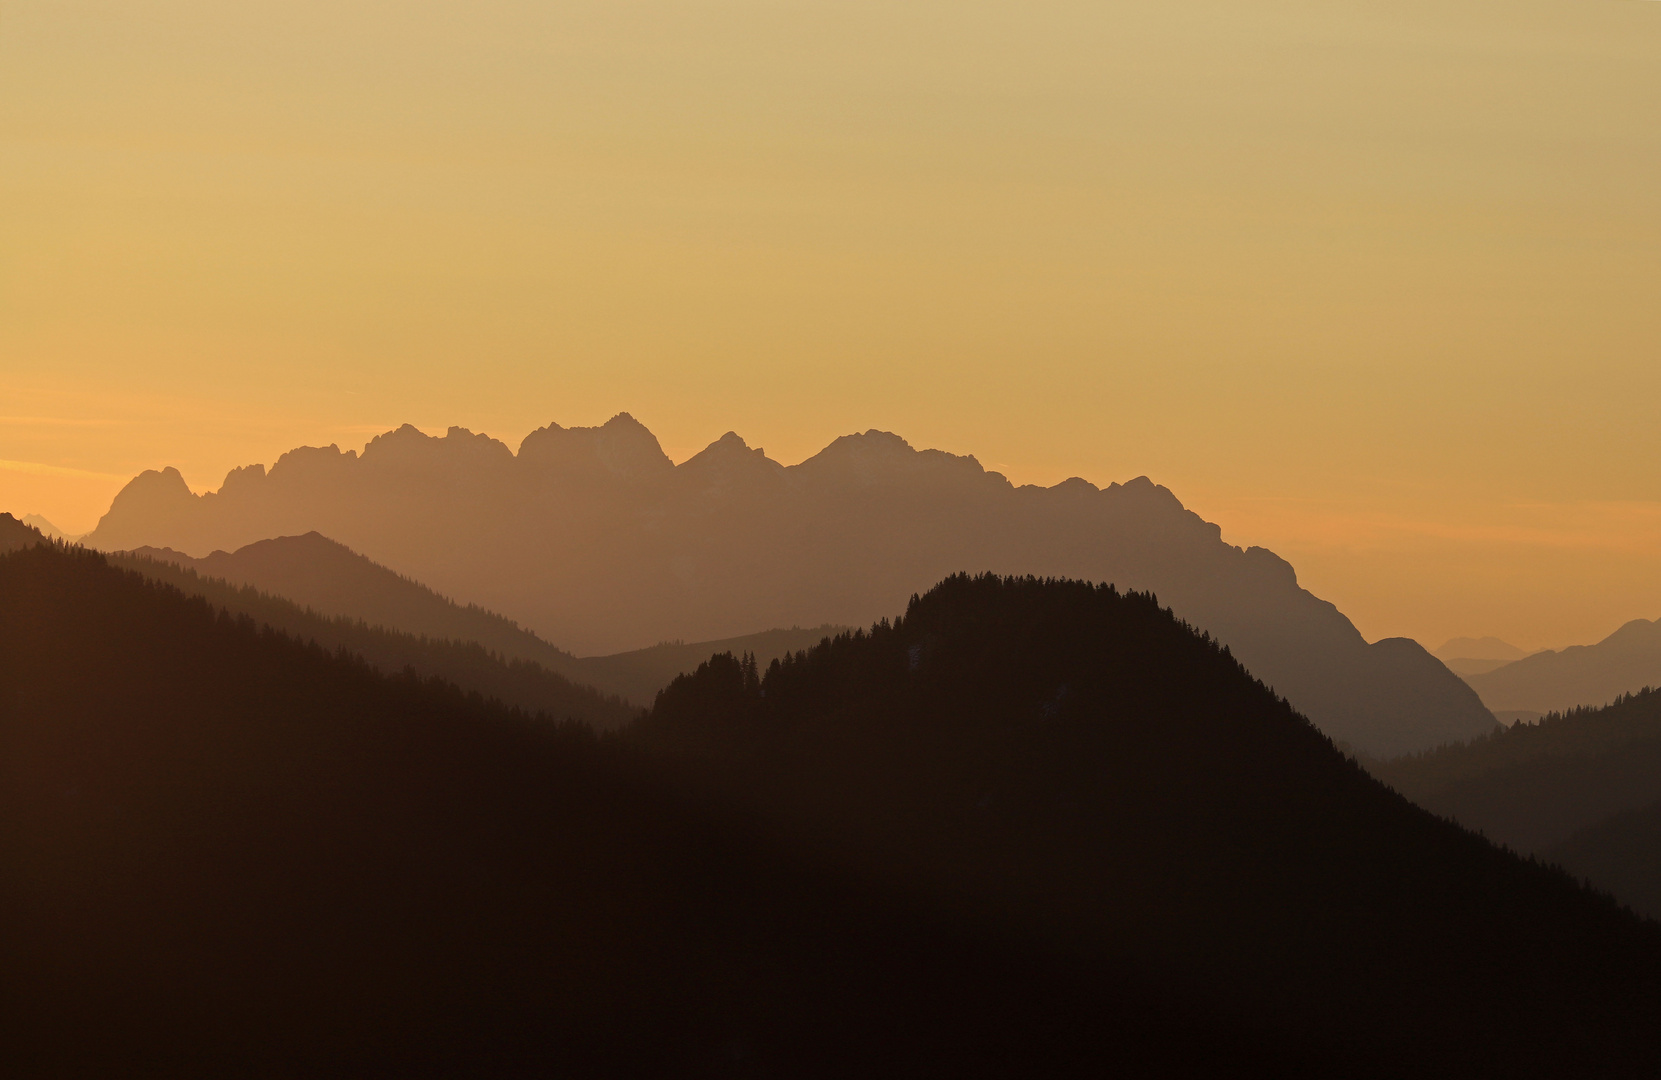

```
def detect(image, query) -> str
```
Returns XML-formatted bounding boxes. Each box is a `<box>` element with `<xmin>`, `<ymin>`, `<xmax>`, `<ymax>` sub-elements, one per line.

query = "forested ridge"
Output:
<box><xmin>1374</xmin><ymin>688</ymin><xmax>1661</xmax><ymax>915</ymax></box>
<box><xmin>4</xmin><ymin>546</ymin><xmax>1660</xmax><ymax>1075</ymax></box>
<box><xmin>639</xmin><ymin>575</ymin><xmax>1661</xmax><ymax>1075</ymax></box>
<box><xmin>104</xmin><ymin>549</ymin><xmax>637</xmax><ymax>729</ymax></box>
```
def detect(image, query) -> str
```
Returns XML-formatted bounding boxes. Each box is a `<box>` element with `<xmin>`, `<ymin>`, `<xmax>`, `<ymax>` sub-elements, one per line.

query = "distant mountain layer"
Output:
<box><xmin>84</xmin><ymin>416</ymin><xmax>1493</xmax><ymax>756</ymax></box>
<box><xmin>1372</xmin><ymin>688</ymin><xmax>1661</xmax><ymax>917</ymax></box>
<box><xmin>123</xmin><ymin>532</ymin><xmax>844</xmax><ymax>707</ymax></box>
<box><xmin>125</xmin><ymin>532</ymin><xmax>584</xmax><ymax>672</ymax></box>
<box><xmin>1435</xmin><ymin>636</ymin><xmax>1531</xmax><ymax>663</ymax></box>
<box><xmin>1463</xmin><ymin>618</ymin><xmax>1661</xmax><ymax>714</ymax></box>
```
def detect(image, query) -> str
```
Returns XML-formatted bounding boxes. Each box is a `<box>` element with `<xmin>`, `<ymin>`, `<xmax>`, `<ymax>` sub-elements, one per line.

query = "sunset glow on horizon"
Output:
<box><xmin>4</xmin><ymin>0</ymin><xmax>1659</xmax><ymax>651</ymax></box>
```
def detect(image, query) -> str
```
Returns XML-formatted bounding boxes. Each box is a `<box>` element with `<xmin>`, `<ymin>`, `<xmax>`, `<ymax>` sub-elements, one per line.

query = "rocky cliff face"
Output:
<box><xmin>85</xmin><ymin>417</ymin><xmax>1493</xmax><ymax>755</ymax></box>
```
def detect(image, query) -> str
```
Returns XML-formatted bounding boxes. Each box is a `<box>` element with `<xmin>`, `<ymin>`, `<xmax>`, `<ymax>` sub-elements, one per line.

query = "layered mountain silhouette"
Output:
<box><xmin>0</xmin><ymin>512</ymin><xmax>48</xmax><ymax>553</ymax></box>
<box><xmin>1462</xmin><ymin>618</ymin><xmax>1661</xmax><ymax>715</ymax></box>
<box><xmin>1374</xmin><ymin>687</ymin><xmax>1661</xmax><ymax>916</ymax></box>
<box><xmin>19</xmin><ymin>514</ymin><xmax>78</xmax><ymax>542</ymax></box>
<box><xmin>124</xmin><ymin>532</ymin><xmax>586</xmax><ymax>672</ymax></box>
<box><xmin>123</xmin><ymin>531</ymin><xmax>844</xmax><ymax>706</ymax></box>
<box><xmin>85</xmin><ymin>417</ymin><xmax>1494</xmax><ymax>755</ymax></box>
<box><xmin>1434</xmin><ymin>636</ymin><xmax>1534</xmax><ymax>677</ymax></box>
<box><xmin>5</xmin><ymin>544</ymin><xmax>1659</xmax><ymax>1075</ymax></box>
<box><xmin>103</xmin><ymin>547</ymin><xmax>636</xmax><ymax>729</ymax></box>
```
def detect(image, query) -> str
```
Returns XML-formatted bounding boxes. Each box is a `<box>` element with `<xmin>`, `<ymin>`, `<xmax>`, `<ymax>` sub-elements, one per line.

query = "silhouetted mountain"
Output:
<box><xmin>0</xmin><ymin>512</ymin><xmax>48</xmax><ymax>553</ymax></box>
<box><xmin>125</xmin><ymin>532</ymin><xmax>581</xmax><ymax>672</ymax></box>
<box><xmin>1435</xmin><ymin>636</ymin><xmax>1531</xmax><ymax>663</ymax></box>
<box><xmin>84</xmin><ymin>418</ymin><xmax>1492</xmax><ymax>755</ymax></box>
<box><xmin>633</xmin><ymin>573</ymin><xmax>1661</xmax><ymax>1075</ymax></box>
<box><xmin>122</xmin><ymin>532</ymin><xmax>845</xmax><ymax>707</ymax></box>
<box><xmin>0</xmin><ymin>544</ymin><xmax>1289</xmax><ymax>1077</ymax></box>
<box><xmin>1463</xmin><ymin>618</ymin><xmax>1661</xmax><ymax>714</ymax></box>
<box><xmin>1372</xmin><ymin>688</ymin><xmax>1661</xmax><ymax>854</ymax></box>
<box><xmin>5</xmin><ymin>547</ymin><xmax>1660</xmax><ymax>1075</ymax></box>
<box><xmin>103</xmin><ymin>549</ymin><xmax>637</xmax><ymax>730</ymax></box>
<box><xmin>574</xmin><ymin>625</ymin><xmax>849</xmax><ymax>709</ymax></box>
<box><xmin>19</xmin><ymin>513</ymin><xmax>78</xmax><ymax>542</ymax></box>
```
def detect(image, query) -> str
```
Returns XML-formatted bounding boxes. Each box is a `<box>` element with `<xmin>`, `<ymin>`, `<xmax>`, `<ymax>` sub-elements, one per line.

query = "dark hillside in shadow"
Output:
<box><xmin>0</xmin><ymin>546</ymin><xmax>1279</xmax><ymax>1077</ymax></box>
<box><xmin>5</xmin><ymin>547</ymin><xmax>1658</xmax><ymax>1075</ymax></box>
<box><xmin>637</xmin><ymin>575</ymin><xmax>1661</xmax><ymax>1075</ymax></box>
<box><xmin>1375</xmin><ymin>688</ymin><xmax>1661</xmax><ymax>917</ymax></box>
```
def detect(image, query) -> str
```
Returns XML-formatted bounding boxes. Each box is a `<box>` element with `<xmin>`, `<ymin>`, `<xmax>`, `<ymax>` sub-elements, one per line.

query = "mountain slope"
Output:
<box><xmin>1372</xmin><ymin>688</ymin><xmax>1661</xmax><ymax>855</ymax></box>
<box><xmin>102</xmin><ymin>549</ymin><xmax>637</xmax><ymax>729</ymax></box>
<box><xmin>633</xmin><ymin>574</ymin><xmax>1661</xmax><ymax>1075</ymax></box>
<box><xmin>0</xmin><ymin>512</ymin><xmax>48</xmax><ymax>553</ymax></box>
<box><xmin>84</xmin><ymin>419</ymin><xmax>1492</xmax><ymax>755</ymax></box>
<box><xmin>1464</xmin><ymin>618</ymin><xmax>1661</xmax><ymax>714</ymax></box>
<box><xmin>0</xmin><ymin>545</ymin><xmax>1285</xmax><ymax>1077</ymax></box>
<box><xmin>125</xmin><ymin>532</ymin><xmax>581</xmax><ymax>672</ymax></box>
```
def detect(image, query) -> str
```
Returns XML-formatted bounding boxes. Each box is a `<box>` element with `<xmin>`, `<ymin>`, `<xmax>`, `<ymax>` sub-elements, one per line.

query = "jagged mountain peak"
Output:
<box><xmin>679</xmin><ymin>431</ymin><xmax>784</xmax><ymax>482</ymax></box>
<box><xmin>518</xmin><ymin>412</ymin><xmax>674</xmax><ymax>480</ymax></box>
<box><xmin>360</xmin><ymin>424</ymin><xmax>514</xmax><ymax>470</ymax></box>
<box><xmin>793</xmin><ymin>428</ymin><xmax>992</xmax><ymax>486</ymax></box>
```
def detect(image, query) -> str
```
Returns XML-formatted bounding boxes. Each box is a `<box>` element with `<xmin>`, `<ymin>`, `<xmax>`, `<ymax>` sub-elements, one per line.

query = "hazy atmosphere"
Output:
<box><xmin>5</xmin><ymin>0</ymin><xmax>1661</xmax><ymax>650</ymax></box>
<box><xmin>5</xmin><ymin>4</ymin><xmax>1661</xmax><ymax>1075</ymax></box>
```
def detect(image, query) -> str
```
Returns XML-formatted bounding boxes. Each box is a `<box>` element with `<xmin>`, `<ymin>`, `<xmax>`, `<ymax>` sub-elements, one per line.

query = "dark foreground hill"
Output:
<box><xmin>1463</xmin><ymin>618</ymin><xmax>1661</xmax><ymax>715</ymax></box>
<box><xmin>636</xmin><ymin>576</ymin><xmax>1661</xmax><ymax>1076</ymax></box>
<box><xmin>1374</xmin><ymin>688</ymin><xmax>1661</xmax><ymax>917</ymax></box>
<box><xmin>84</xmin><ymin>417</ymin><xmax>1492</xmax><ymax>755</ymax></box>
<box><xmin>3</xmin><ymin>548</ymin><xmax>1656</xmax><ymax>1076</ymax></box>
<box><xmin>103</xmin><ymin>549</ymin><xmax>637</xmax><ymax>730</ymax></box>
<box><xmin>0</xmin><ymin>546</ymin><xmax>1274</xmax><ymax>1077</ymax></box>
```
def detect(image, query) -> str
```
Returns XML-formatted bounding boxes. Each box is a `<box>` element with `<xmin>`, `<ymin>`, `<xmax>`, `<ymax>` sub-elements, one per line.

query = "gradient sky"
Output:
<box><xmin>3</xmin><ymin>0</ymin><xmax>1659</xmax><ymax>651</ymax></box>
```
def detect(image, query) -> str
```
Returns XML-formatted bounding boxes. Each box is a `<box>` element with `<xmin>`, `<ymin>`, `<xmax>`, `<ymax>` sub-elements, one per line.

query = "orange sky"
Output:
<box><xmin>3</xmin><ymin>0</ymin><xmax>1659</xmax><ymax>651</ymax></box>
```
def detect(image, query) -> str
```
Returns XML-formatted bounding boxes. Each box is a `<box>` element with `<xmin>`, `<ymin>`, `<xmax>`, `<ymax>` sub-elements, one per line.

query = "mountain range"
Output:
<box><xmin>84</xmin><ymin>417</ymin><xmax>1493</xmax><ymax>756</ymax></box>
<box><xmin>1461</xmin><ymin>618</ymin><xmax>1661</xmax><ymax>715</ymax></box>
<box><xmin>5</xmin><ymin>542</ymin><xmax>1658</xmax><ymax>1075</ymax></box>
